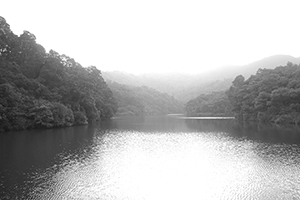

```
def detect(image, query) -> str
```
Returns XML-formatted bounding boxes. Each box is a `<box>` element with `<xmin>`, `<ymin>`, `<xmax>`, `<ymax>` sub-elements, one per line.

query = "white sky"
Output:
<box><xmin>1</xmin><ymin>0</ymin><xmax>300</xmax><ymax>74</ymax></box>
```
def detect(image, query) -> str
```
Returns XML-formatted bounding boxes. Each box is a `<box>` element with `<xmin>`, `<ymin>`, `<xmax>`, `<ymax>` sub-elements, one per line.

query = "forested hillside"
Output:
<box><xmin>206</xmin><ymin>55</ymin><xmax>300</xmax><ymax>81</ymax></box>
<box><xmin>108</xmin><ymin>81</ymin><xmax>183</xmax><ymax>116</ymax></box>
<box><xmin>185</xmin><ymin>91</ymin><xmax>232</xmax><ymax>117</ymax></box>
<box><xmin>227</xmin><ymin>62</ymin><xmax>300</xmax><ymax>124</ymax></box>
<box><xmin>0</xmin><ymin>17</ymin><xmax>117</xmax><ymax>132</ymax></box>
<box><xmin>103</xmin><ymin>55</ymin><xmax>300</xmax><ymax>102</ymax></box>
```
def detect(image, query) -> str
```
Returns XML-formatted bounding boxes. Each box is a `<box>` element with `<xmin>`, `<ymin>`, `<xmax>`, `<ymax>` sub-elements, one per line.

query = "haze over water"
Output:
<box><xmin>1</xmin><ymin>116</ymin><xmax>300</xmax><ymax>199</ymax></box>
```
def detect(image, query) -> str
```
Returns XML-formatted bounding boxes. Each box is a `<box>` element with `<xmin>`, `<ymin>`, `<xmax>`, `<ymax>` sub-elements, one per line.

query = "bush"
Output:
<box><xmin>30</xmin><ymin>100</ymin><xmax>75</xmax><ymax>128</ymax></box>
<box><xmin>73</xmin><ymin>111</ymin><xmax>88</xmax><ymax>125</ymax></box>
<box><xmin>51</xmin><ymin>102</ymin><xmax>74</xmax><ymax>126</ymax></box>
<box><xmin>32</xmin><ymin>104</ymin><xmax>54</xmax><ymax>128</ymax></box>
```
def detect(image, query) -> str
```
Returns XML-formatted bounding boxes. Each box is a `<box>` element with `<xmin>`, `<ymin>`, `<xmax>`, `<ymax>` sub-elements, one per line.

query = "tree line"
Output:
<box><xmin>185</xmin><ymin>91</ymin><xmax>232</xmax><ymax>117</ymax></box>
<box><xmin>186</xmin><ymin>62</ymin><xmax>300</xmax><ymax>124</ymax></box>
<box><xmin>227</xmin><ymin>62</ymin><xmax>300</xmax><ymax>124</ymax></box>
<box><xmin>108</xmin><ymin>81</ymin><xmax>183</xmax><ymax>116</ymax></box>
<box><xmin>0</xmin><ymin>16</ymin><xmax>117</xmax><ymax>132</ymax></box>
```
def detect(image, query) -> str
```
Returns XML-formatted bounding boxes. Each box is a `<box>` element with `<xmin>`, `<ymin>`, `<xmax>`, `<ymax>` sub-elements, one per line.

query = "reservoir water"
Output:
<box><xmin>1</xmin><ymin>116</ymin><xmax>300</xmax><ymax>199</ymax></box>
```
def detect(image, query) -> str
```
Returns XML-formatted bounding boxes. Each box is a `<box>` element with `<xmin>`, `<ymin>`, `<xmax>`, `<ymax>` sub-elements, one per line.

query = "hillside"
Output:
<box><xmin>227</xmin><ymin>62</ymin><xmax>300</xmax><ymax>124</ymax></box>
<box><xmin>103</xmin><ymin>55</ymin><xmax>300</xmax><ymax>102</ymax></box>
<box><xmin>208</xmin><ymin>55</ymin><xmax>300</xmax><ymax>80</ymax></box>
<box><xmin>107</xmin><ymin>81</ymin><xmax>183</xmax><ymax>116</ymax></box>
<box><xmin>0</xmin><ymin>17</ymin><xmax>117</xmax><ymax>132</ymax></box>
<box><xmin>185</xmin><ymin>91</ymin><xmax>232</xmax><ymax>117</ymax></box>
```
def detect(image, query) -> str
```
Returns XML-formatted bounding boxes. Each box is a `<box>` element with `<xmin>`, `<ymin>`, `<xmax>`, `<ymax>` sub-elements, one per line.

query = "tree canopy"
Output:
<box><xmin>226</xmin><ymin>62</ymin><xmax>300</xmax><ymax>124</ymax></box>
<box><xmin>108</xmin><ymin>81</ymin><xmax>183</xmax><ymax>116</ymax></box>
<box><xmin>185</xmin><ymin>91</ymin><xmax>232</xmax><ymax>117</ymax></box>
<box><xmin>0</xmin><ymin>16</ymin><xmax>117</xmax><ymax>132</ymax></box>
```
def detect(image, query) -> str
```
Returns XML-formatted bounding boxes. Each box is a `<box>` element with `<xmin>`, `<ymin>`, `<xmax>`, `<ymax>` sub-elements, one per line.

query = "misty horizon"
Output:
<box><xmin>102</xmin><ymin>54</ymin><xmax>300</xmax><ymax>75</ymax></box>
<box><xmin>2</xmin><ymin>0</ymin><xmax>300</xmax><ymax>74</ymax></box>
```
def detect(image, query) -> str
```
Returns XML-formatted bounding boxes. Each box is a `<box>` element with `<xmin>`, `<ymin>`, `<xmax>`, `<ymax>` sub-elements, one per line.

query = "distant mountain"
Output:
<box><xmin>103</xmin><ymin>55</ymin><xmax>300</xmax><ymax>102</ymax></box>
<box><xmin>102</xmin><ymin>71</ymin><xmax>202</xmax><ymax>93</ymax></box>
<box><xmin>242</xmin><ymin>55</ymin><xmax>300</xmax><ymax>77</ymax></box>
<box><xmin>107</xmin><ymin>81</ymin><xmax>183</xmax><ymax>116</ymax></box>
<box><xmin>102</xmin><ymin>71</ymin><xmax>144</xmax><ymax>87</ymax></box>
<box><xmin>209</xmin><ymin>55</ymin><xmax>300</xmax><ymax>80</ymax></box>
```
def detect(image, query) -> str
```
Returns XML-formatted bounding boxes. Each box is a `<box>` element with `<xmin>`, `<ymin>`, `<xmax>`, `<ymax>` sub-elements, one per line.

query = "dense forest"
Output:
<box><xmin>227</xmin><ymin>62</ymin><xmax>300</xmax><ymax>124</ymax></box>
<box><xmin>108</xmin><ymin>81</ymin><xmax>183</xmax><ymax>116</ymax></box>
<box><xmin>0</xmin><ymin>17</ymin><xmax>117</xmax><ymax>132</ymax></box>
<box><xmin>185</xmin><ymin>91</ymin><xmax>232</xmax><ymax>117</ymax></box>
<box><xmin>185</xmin><ymin>62</ymin><xmax>300</xmax><ymax>124</ymax></box>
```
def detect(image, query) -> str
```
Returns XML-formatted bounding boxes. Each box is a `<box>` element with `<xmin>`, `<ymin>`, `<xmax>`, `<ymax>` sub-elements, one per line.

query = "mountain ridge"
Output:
<box><xmin>103</xmin><ymin>55</ymin><xmax>300</xmax><ymax>102</ymax></box>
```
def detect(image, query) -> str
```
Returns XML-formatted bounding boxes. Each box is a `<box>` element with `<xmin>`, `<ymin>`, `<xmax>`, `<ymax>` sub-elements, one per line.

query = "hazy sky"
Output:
<box><xmin>2</xmin><ymin>0</ymin><xmax>300</xmax><ymax>74</ymax></box>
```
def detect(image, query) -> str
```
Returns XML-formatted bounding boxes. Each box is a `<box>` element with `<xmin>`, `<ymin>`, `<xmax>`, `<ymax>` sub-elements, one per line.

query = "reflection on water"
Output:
<box><xmin>185</xmin><ymin>119</ymin><xmax>300</xmax><ymax>144</ymax></box>
<box><xmin>1</xmin><ymin>116</ymin><xmax>300</xmax><ymax>199</ymax></box>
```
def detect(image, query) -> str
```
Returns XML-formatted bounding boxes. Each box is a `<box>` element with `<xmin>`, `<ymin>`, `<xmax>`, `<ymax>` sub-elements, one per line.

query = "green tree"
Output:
<box><xmin>0</xmin><ymin>16</ymin><xmax>118</xmax><ymax>132</ymax></box>
<box><xmin>227</xmin><ymin>62</ymin><xmax>300</xmax><ymax>124</ymax></box>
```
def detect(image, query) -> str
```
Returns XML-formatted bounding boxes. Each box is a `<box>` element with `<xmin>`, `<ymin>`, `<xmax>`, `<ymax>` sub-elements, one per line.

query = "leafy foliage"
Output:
<box><xmin>227</xmin><ymin>62</ymin><xmax>300</xmax><ymax>124</ymax></box>
<box><xmin>185</xmin><ymin>91</ymin><xmax>233</xmax><ymax>117</ymax></box>
<box><xmin>0</xmin><ymin>17</ymin><xmax>117</xmax><ymax>132</ymax></box>
<box><xmin>108</xmin><ymin>81</ymin><xmax>183</xmax><ymax>116</ymax></box>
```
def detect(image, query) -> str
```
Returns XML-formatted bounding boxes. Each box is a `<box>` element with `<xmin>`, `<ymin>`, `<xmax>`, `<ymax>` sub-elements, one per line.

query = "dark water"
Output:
<box><xmin>1</xmin><ymin>116</ymin><xmax>300</xmax><ymax>199</ymax></box>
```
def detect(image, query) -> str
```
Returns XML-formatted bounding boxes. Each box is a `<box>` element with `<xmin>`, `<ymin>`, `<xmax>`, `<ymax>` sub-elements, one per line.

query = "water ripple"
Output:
<box><xmin>1</xmin><ymin>118</ymin><xmax>300</xmax><ymax>199</ymax></box>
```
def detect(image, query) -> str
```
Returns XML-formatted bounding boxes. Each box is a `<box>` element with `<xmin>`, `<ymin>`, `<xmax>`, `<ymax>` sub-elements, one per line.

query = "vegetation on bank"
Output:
<box><xmin>108</xmin><ymin>81</ymin><xmax>183</xmax><ymax>116</ymax></box>
<box><xmin>0</xmin><ymin>17</ymin><xmax>117</xmax><ymax>132</ymax></box>
<box><xmin>185</xmin><ymin>91</ymin><xmax>233</xmax><ymax>117</ymax></box>
<box><xmin>186</xmin><ymin>63</ymin><xmax>300</xmax><ymax>125</ymax></box>
<box><xmin>226</xmin><ymin>62</ymin><xmax>300</xmax><ymax>124</ymax></box>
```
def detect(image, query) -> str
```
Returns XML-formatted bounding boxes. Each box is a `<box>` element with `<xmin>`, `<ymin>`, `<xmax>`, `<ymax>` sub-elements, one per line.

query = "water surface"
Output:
<box><xmin>1</xmin><ymin>116</ymin><xmax>300</xmax><ymax>199</ymax></box>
